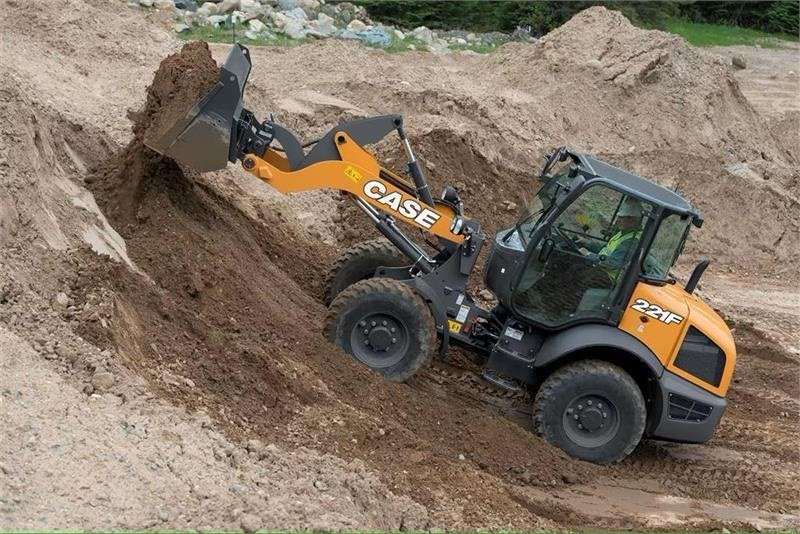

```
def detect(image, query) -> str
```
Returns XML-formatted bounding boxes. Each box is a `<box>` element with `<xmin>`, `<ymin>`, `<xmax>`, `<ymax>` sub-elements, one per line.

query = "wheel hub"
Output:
<box><xmin>563</xmin><ymin>394</ymin><xmax>619</xmax><ymax>447</ymax></box>
<box><xmin>350</xmin><ymin>314</ymin><xmax>406</xmax><ymax>369</ymax></box>
<box><xmin>367</xmin><ymin>326</ymin><xmax>394</xmax><ymax>351</ymax></box>
<box><xmin>578</xmin><ymin>407</ymin><xmax>604</xmax><ymax>432</ymax></box>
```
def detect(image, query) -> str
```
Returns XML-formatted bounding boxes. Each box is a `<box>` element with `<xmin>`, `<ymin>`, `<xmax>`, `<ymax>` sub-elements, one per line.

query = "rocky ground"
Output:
<box><xmin>133</xmin><ymin>0</ymin><xmax>527</xmax><ymax>53</ymax></box>
<box><xmin>0</xmin><ymin>1</ymin><xmax>798</xmax><ymax>531</ymax></box>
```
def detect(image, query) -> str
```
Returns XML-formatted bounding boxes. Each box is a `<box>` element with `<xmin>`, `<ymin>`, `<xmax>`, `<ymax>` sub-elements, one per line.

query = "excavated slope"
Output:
<box><xmin>1</xmin><ymin>0</ymin><xmax>798</xmax><ymax>529</ymax></box>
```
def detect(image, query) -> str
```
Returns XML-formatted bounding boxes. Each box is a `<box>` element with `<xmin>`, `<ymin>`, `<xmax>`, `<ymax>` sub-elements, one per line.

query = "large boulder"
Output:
<box><xmin>283</xmin><ymin>19</ymin><xmax>308</xmax><ymax>39</ymax></box>
<box><xmin>174</xmin><ymin>0</ymin><xmax>198</xmax><ymax>10</ymax></box>
<box><xmin>248</xmin><ymin>18</ymin><xmax>267</xmax><ymax>33</ymax></box>
<box><xmin>216</xmin><ymin>0</ymin><xmax>239</xmax><ymax>14</ymax></box>
<box><xmin>284</xmin><ymin>6</ymin><xmax>307</xmax><ymax>20</ymax></box>
<box><xmin>411</xmin><ymin>26</ymin><xmax>434</xmax><ymax>44</ymax></box>
<box><xmin>295</xmin><ymin>0</ymin><xmax>319</xmax><ymax>17</ymax></box>
<box><xmin>270</xmin><ymin>10</ymin><xmax>289</xmax><ymax>28</ymax></box>
<box><xmin>196</xmin><ymin>1</ymin><xmax>218</xmax><ymax>16</ymax></box>
<box><xmin>308</xmin><ymin>12</ymin><xmax>336</xmax><ymax>38</ymax></box>
<box><xmin>346</xmin><ymin>19</ymin><xmax>367</xmax><ymax>32</ymax></box>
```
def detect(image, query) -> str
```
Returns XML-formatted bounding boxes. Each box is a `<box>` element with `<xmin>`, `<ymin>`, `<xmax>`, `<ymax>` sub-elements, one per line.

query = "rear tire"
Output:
<box><xmin>324</xmin><ymin>278</ymin><xmax>435</xmax><ymax>382</ymax></box>
<box><xmin>323</xmin><ymin>239</ymin><xmax>409</xmax><ymax>306</ymax></box>
<box><xmin>533</xmin><ymin>360</ymin><xmax>646</xmax><ymax>464</ymax></box>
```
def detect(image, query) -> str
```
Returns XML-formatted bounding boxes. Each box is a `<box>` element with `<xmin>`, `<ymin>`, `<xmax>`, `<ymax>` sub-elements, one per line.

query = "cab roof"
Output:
<box><xmin>573</xmin><ymin>151</ymin><xmax>700</xmax><ymax>222</ymax></box>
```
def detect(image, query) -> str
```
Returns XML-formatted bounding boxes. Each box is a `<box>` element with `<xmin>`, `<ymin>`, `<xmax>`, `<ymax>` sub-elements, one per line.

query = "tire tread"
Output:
<box><xmin>533</xmin><ymin>359</ymin><xmax>646</xmax><ymax>463</ymax></box>
<box><xmin>324</xmin><ymin>278</ymin><xmax>435</xmax><ymax>382</ymax></box>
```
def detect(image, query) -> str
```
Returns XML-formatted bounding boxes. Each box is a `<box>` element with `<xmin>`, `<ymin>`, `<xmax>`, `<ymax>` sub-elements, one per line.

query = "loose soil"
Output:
<box><xmin>1</xmin><ymin>1</ymin><xmax>798</xmax><ymax>530</ymax></box>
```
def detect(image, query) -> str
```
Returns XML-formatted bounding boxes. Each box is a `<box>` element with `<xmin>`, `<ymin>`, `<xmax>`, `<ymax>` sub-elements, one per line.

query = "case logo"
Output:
<box><xmin>363</xmin><ymin>180</ymin><xmax>441</xmax><ymax>229</ymax></box>
<box><xmin>631</xmin><ymin>298</ymin><xmax>684</xmax><ymax>325</ymax></box>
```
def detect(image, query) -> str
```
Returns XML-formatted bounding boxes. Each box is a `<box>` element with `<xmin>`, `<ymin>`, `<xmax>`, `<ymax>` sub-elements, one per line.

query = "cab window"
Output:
<box><xmin>643</xmin><ymin>214</ymin><xmax>691</xmax><ymax>279</ymax></box>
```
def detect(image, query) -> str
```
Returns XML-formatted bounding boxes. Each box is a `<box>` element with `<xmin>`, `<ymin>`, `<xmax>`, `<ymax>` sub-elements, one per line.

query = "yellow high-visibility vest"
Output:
<box><xmin>599</xmin><ymin>229</ymin><xmax>641</xmax><ymax>258</ymax></box>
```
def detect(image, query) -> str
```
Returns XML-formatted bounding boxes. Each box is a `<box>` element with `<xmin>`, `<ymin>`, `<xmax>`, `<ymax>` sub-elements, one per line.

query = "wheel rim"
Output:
<box><xmin>562</xmin><ymin>392</ymin><xmax>620</xmax><ymax>448</ymax></box>
<box><xmin>349</xmin><ymin>312</ymin><xmax>409</xmax><ymax>369</ymax></box>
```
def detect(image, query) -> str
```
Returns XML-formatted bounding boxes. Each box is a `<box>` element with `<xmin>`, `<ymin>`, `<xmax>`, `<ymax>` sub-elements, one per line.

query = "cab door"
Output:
<box><xmin>511</xmin><ymin>184</ymin><xmax>649</xmax><ymax>327</ymax></box>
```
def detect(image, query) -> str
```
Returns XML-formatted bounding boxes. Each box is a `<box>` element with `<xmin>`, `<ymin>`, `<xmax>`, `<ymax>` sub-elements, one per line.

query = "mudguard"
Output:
<box><xmin>534</xmin><ymin>323</ymin><xmax>664</xmax><ymax>377</ymax></box>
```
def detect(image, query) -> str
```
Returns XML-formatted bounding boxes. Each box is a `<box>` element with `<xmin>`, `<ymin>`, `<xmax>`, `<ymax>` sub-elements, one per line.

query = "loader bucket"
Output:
<box><xmin>145</xmin><ymin>44</ymin><xmax>252</xmax><ymax>172</ymax></box>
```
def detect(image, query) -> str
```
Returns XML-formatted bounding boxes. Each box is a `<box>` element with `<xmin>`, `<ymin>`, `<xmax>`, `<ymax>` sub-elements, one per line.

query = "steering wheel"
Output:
<box><xmin>551</xmin><ymin>225</ymin><xmax>582</xmax><ymax>253</ymax></box>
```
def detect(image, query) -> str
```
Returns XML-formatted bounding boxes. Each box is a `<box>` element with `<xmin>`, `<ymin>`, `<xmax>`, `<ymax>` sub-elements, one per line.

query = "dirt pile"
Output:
<box><xmin>140</xmin><ymin>41</ymin><xmax>220</xmax><ymax>150</ymax></box>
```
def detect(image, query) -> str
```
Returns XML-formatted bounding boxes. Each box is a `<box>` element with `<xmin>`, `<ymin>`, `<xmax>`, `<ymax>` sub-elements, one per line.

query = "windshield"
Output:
<box><xmin>643</xmin><ymin>213</ymin><xmax>691</xmax><ymax>279</ymax></box>
<box><xmin>508</xmin><ymin>164</ymin><xmax>573</xmax><ymax>245</ymax></box>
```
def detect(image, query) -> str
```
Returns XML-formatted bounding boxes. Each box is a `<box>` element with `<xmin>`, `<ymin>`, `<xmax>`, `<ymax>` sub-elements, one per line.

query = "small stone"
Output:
<box><xmin>240</xmin><ymin>513</ymin><xmax>261</xmax><ymax>533</ymax></box>
<box><xmin>313</xmin><ymin>479</ymin><xmax>328</xmax><ymax>491</ymax></box>
<box><xmin>505</xmin><ymin>201</ymin><xmax>517</xmax><ymax>211</ymax></box>
<box><xmin>174</xmin><ymin>23</ymin><xmax>190</xmax><ymax>33</ymax></box>
<box><xmin>139</xmin><ymin>0</ymin><xmax>154</xmax><ymax>6</ymax></box>
<box><xmin>91</xmin><ymin>371</ymin><xmax>115</xmax><ymax>390</ymax></box>
<box><xmin>82</xmin><ymin>383</ymin><xmax>94</xmax><ymax>395</ymax></box>
<box><xmin>478</xmin><ymin>289</ymin><xmax>494</xmax><ymax>301</ymax></box>
<box><xmin>157</xmin><ymin>509</ymin><xmax>169</xmax><ymax>522</ymax></box>
<box><xmin>731</xmin><ymin>54</ymin><xmax>746</xmax><ymax>69</ymax></box>
<box><xmin>393</xmin><ymin>29</ymin><xmax>404</xmax><ymax>40</ymax></box>
<box><xmin>52</xmin><ymin>292</ymin><xmax>69</xmax><ymax>310</ymax></box>
<box><xmin>230</xmin><ymin>483</ymin><xmax>248</xmax><ymax>493</ymax></box>
<box><xmin>562</xmin><ymin>472</ymin><xmax>578</xmax><ymax>484</ymax></box>
<box><xmin>246</xmin><ymin>439</ymin><xmax>264</xmax><ymax>453</ymax></box>
<box><xmin>585</xmin><ymin>58</ymin><xmax>602</xmax><ymax>70</ymax></box>
<box><xmin>721</xmin><ymin>528</ymin><xmax>731</xmax><ymax>534</ymax></box>
<box><xmin>457</xmin><ymin>453</ymin><xmax>466</xmax><ymax>461</ymax></box>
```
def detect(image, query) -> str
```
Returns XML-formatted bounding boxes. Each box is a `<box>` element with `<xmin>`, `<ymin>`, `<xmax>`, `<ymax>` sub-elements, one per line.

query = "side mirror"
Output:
<box><xmin>685</xmin><ymin>259</ymin><xmax>710</xmax><ymax>294</ymax></box>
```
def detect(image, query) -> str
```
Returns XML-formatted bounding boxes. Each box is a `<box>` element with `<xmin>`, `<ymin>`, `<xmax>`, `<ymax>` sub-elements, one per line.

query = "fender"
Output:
<box><xmin>534</xmin><ymin>323</ymin><xmax>664</xmax><ymax>377</ymax></box>
<box><xmin>376</xmin><ymin>266</ymin><xmax>451</xmax><ymax>356</ymax></box>
<box><xmin>405</xmin><ymin>277</ymin><xmax>451</xmax><ymax>356</ymax></box>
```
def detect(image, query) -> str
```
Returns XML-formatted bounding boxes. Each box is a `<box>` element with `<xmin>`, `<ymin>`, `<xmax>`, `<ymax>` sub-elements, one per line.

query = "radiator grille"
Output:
<box><xmin>674</xmin><ymin>326</ymin><xmax>726</xmax><ymax>387</ymax></box>
<box><xmin>668</xmin><ymin>393</ymin><xmax>713</xmax><ymax>422</ymax></box>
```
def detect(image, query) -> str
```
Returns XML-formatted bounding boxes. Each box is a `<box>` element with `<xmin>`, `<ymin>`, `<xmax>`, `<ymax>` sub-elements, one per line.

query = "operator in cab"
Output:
<box><xmin>578</xmin><ymin>199</ymin><xmax>644</xmax><ymax>274</ymax></box>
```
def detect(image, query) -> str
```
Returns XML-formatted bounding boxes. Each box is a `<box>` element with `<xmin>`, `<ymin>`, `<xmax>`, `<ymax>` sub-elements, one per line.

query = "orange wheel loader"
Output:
<box><xmin>147</xmin><ymin>44</ymin><xmax>736</xmax><ymax>464</ymax></box>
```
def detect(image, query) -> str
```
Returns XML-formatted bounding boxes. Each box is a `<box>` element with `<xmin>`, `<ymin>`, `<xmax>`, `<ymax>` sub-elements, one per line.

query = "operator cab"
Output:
<box><xmin>485</xmin><ymin>147</ymin><xmax>703</xmax><ymax>329</ymax></box>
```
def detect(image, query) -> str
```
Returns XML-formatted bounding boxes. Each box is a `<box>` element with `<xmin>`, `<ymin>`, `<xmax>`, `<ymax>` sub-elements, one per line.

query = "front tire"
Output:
<box><xmin>534</xmin><ymin>360</ymin><xmax>646</xmax><ymax>463</ymax></box>
<box><xmin>324</xmin><ymin>278</ymin><xmax>435</xmax><ymax>382</ymax></box>
<box><xmin>323</xmin><ymin>239</ymin><xmax>409</xmax><ymax>306</ymax></box>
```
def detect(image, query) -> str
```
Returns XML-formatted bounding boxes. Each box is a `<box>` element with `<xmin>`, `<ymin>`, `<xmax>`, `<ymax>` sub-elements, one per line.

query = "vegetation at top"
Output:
<box><xmin>346</xmin><ymin>0</ymin><xmax>800</xmax><ymax>44</ymax></box>
<box><xmin>662</xmin><ymin>17</ymin><xmax>798</xmax><ymax>47</ymax></box>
